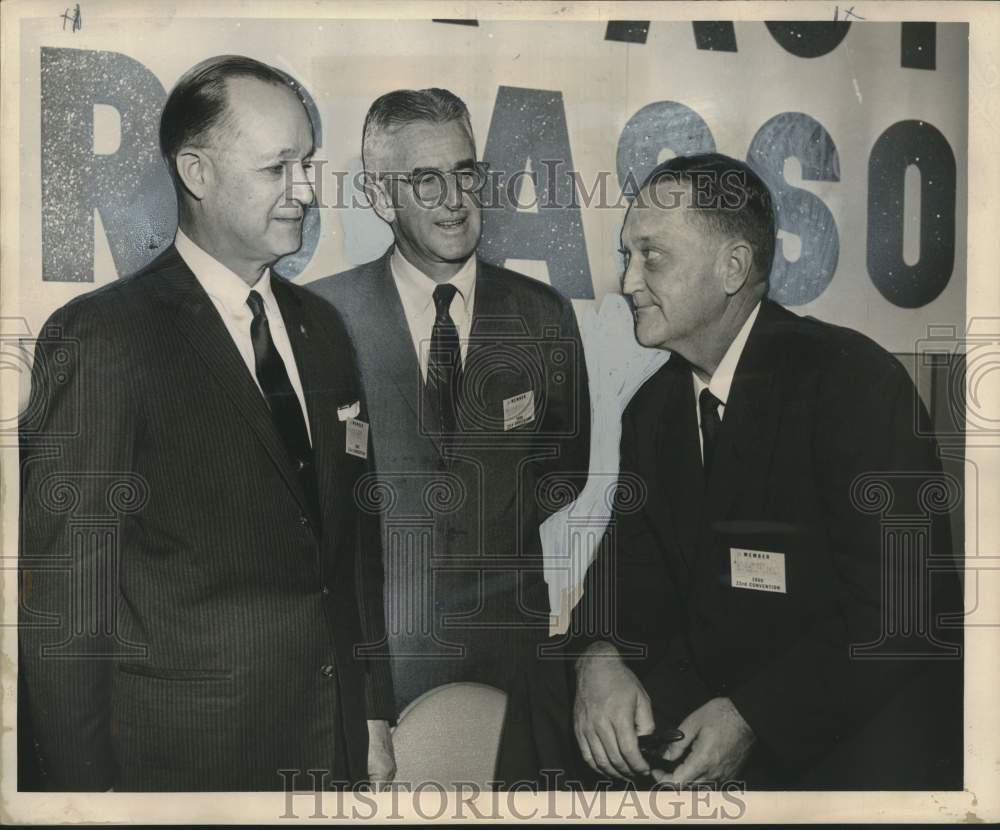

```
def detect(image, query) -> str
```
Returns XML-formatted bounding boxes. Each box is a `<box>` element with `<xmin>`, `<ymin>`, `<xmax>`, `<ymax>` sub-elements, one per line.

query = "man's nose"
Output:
<box><xmin>621</xmin><ymin>259</ymin><xmax>644</xmax><ymax>296</ymax></box>
<box><xmin>290</xmin><ymin>161</ymin><xmax>315</xmax><ymax>207</ymax></box>
<box><xmin>443</xmin><ymin>172</ymin><xmax>466</xmax><ymax>210</ymax></box>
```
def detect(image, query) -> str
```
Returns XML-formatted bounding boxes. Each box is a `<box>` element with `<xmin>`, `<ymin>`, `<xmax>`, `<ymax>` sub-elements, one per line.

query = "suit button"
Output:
<box><xmin>321</xmin><ymin>586</ymin><xmax>330</xmax><ymax>596</ymax></box>
<box><xmin>677</xmin><ymin>659</ymin><xmax>691</xmax><ymax>672</ymax></box>
<box><xmin>299</xmin><ymin>515</ymin><xmax>311</xmax><ymax>528</ymax></box>
<box><xmin>320</xmin><ymin>664</ymin><xmax>335</xmax><ymax>678</ymax></box>
<box><xmin>296</xmin><ymin>459</ymin><xmax>306</xmax><ymax>471</ymax></box>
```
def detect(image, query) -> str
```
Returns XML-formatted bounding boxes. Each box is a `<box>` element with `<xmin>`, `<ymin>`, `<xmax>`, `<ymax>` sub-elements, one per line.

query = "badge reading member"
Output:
<box><xmin>346</xmin><ymin>418</ymin><xmax>369</xmax><ymax>459</ymax></box>
<box><xmin>503</xmin><ymin>390</ymin><xmax>535</xmax><ymax>431</ymax></box>
<box><xmin>729</xmin><ymin>548</ymin><xmax>787</xmax><ymax>594</ymax></box>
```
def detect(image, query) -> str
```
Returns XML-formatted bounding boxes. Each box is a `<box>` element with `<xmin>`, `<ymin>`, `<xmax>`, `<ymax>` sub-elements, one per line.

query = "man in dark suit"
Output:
<box><xmin>309</xmin><ymin>89</ymin><xmax>590</xmax><ymax>713</ymax></box>
<box><xmin>498</xmin><ymin>153</ymin><xmax>962</xmax><ymax>790</ymax></box>
<box><xmin>19</xmin><ymin>55</ymin><xmax>395</xmax><ymax>791</ymax></box>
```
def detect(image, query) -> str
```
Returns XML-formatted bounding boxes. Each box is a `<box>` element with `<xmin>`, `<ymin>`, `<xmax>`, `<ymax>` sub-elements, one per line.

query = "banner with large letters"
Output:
<box><xmin>11</xmin><ymin>16</ymin><xmax>967</xmax><ymax>356</ymax></box>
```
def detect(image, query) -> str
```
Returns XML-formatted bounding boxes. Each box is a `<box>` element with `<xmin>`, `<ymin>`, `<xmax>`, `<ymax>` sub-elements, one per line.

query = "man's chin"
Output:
<box><xmin>434</xmin><ymin>242</ymin><xmax>478</xmax><ymax>264</ymax></box>
<box><xmin>268</xmin><ymin>230</ymin><xmax>305</xmax><ymax>260</ymax></box>
<box><xmin>634</xmin><ymin>325</ymin><xmax>669</xmax><ymax>350</ymax></box>
<box><xmin>431</xmin><ymin>227</ymin><xmax>479</xmax><ymax>258</ymax></box>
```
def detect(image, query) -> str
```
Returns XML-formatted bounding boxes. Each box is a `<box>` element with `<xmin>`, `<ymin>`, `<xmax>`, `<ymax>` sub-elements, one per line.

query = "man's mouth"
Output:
<box><xmin>435</xmin><ymin>215</ymin><xmax>467</xmax><ymax>231</ymax></box>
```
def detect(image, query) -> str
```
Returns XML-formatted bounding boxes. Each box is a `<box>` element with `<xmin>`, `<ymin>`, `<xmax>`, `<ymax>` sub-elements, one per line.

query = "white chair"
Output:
<box><xmin>391</xmin><ymin>682</ymin><xmax>508</xmax><ymax>789</ymax></box>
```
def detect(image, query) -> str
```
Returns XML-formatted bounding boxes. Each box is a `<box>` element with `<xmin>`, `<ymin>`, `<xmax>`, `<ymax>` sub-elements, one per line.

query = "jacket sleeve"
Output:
<box><xmin>357</xmin><ymin>501</ymin><xmax>397</xmax><ymax>724</ymax></box>
<box><xmin>535</xmin><ymin>294</ymin><xmax>591</xmax><ymax>522</ymax></box>
<box><xmin>19</xmin><ymin>298</ymin><xmax>134</xmax><ymax>790</ymax></box>
<box><xmin>728</xmin><ymin>351</ymin><xmax>959</xmax><ymax>765</ymax></box>
<box><xmin>342</xmin><ymin>331</ymin><xmax>397</xmax><ymax>725</ymax></box>
<box><xmin>564</xmin><ymin>403</ymin><xmax>678</xmax><ymax>665</ymax></box>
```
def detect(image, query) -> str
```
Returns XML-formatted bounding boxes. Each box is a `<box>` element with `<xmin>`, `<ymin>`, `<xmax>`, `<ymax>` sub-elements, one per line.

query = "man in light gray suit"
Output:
<box><xmin>310</xmin><ymin>88</ymin><xmax>591</xmax><ymax>714</ymax></box>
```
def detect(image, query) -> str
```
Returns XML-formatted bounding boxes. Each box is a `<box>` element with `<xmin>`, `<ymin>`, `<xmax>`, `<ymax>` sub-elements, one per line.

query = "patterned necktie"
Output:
<box><xmin>426</xmin><ymin>283</ymin><xmax>463</xmax><ymax>436</ymax></box>
<box><xmin>246</xmin><ymin>290</ymin><xmax>318</xmax><ymax>522</ymax></box>
<box><xmin>698</xmin><ymin>387</ymin><xmax>723</xmax><ymax>477</ymax></box>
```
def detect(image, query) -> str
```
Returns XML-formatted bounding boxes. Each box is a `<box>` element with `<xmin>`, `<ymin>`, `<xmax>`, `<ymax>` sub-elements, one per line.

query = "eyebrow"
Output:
<box><xmin>260</xmin><ymin>147</ymin><xmax>315</xmax><ymax>163</ymax></box>
<box><xmin>620</xmin><ymin>235</ymin><xmax>658</xmax><ymax>249</ymax></box>
<box><xmin>410</xmin><ymin>158</ymin><xmax>476</xmax><ymax>175</ymax></box>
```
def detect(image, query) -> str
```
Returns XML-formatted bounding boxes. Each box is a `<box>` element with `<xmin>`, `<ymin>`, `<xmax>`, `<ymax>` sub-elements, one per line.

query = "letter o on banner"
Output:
<box><xmin>867</xmin><ymin>119</ymin><xmax>956</xmax><ymax>308</ymax></box>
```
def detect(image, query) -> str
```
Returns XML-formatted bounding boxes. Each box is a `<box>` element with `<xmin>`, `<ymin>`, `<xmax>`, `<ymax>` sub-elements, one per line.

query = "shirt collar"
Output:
<box><xmin>174</xmin><ymin>227</ymin><xmax>274</xmax><ymax>318</ymax></box>
<box><xmin>390</xmin><ymin>246</ymin><xmax>477</xmax><ymax>315</ymax></box>
<box><xmin>693</xmin><ymin>301</ymin><xmax>762</xmax><ymax>407</ymax></box>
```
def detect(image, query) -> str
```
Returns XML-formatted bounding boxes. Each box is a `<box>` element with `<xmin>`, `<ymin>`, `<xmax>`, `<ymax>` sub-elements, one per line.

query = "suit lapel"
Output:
<box><xmin>147</xmin><ymin>247</ymin><xmax>311</xmax><ymax>517</ymax></box>
<box><xmin>362</xmin><ymin>252</ymin><xmax>446</xmax><ymax>455</ymax></box>
<box><xmin>271</xmin><ymin>278</ymin><xmax>342</xmax><ymax>540</ymax></box>
<box><xmin>455</xmin><ymin>261</ymin><xmax>520</xmax><ymax>452</ymax></box>
<box><xmin>650</xmin><ymin>355</ymin><xmax>704</xmax><ymax>574</ymax></box>
<box><xmin>704</xmin><ymin>301</ymin><xmax>784</xmax><ymax>523</ymax></box>
<box><xmin>464</xmin><ymin>260</ymin><xmax>518</xmax><ymax>360</ymax></box>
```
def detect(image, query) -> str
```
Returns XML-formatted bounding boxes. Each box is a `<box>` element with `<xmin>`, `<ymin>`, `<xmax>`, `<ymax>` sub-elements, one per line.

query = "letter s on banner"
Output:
<box><xmin>747</xmin><ymin>112</ymin><xmax>841</xmax><ymax>306</ymax></box>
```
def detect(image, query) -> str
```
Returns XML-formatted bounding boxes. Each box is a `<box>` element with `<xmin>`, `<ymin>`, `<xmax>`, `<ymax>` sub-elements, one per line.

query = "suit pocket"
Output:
<box><xmin>117</xmin><ymin>663</ymin><xmax>233</xmax><ymax>682</ymax></box>
<box><xmin>113</xmin><ymin>664</ymin><xmax>241</xmax><ymax>771</ymax></box>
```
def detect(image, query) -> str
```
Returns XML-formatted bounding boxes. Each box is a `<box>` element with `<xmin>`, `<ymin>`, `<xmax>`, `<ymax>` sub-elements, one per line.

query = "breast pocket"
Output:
<box><xmin>705</xmin><ymin>520</ymin><xmax>814</xmax><ymax>636</ymax></box>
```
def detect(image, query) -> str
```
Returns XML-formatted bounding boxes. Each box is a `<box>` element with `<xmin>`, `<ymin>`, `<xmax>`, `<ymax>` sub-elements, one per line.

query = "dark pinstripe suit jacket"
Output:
<box><xmin>19</xmin><ymin>246</ymin><xmax>394</xmax><ymax>791</ymax></box>
<box><xmin>309</xmin><ymin>251</ymin><xmax>591</xmax><ymax>711</ymax></box>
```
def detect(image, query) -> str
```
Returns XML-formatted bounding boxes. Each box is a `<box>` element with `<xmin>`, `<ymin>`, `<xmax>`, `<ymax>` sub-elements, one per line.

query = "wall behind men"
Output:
<box><xmin>14</xmin><ymin>17</ymin><xmax>967</xmax><ymax>356</ymax></box>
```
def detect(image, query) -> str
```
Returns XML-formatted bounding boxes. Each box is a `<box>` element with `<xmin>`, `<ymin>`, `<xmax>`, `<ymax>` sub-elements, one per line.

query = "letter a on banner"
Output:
<box><xmin>480</xmin><ymin>86</ymin><xmax>594</xmax><ymax>299</ymax></box>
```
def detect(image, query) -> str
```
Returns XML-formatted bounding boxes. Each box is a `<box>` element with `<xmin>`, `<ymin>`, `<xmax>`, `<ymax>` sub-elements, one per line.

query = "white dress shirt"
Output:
<box><xmin>174</xmin><ymin>228</ymin><xmax>312</xmax><ymax>443</ymax></box>
<box><xmin>391</xmin><ymin>247</ymin><xmax>477</xmax><ymax>382</ymax></box>
<box><xmin>692</xmin><ymin>302</ymin><xmax>761</xmax><ymax>461</ymax></box>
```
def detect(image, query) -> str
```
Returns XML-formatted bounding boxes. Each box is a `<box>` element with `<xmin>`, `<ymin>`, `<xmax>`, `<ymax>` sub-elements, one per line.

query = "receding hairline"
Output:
<box><xmin>187</xmin><ymin>74</ymin><xmax>308</xmax><ymax>152</ymax></box>
<box><xmin>363</xmin><ymin>113</ymin><xmax>475</xmax><ymax>174</ymax></box>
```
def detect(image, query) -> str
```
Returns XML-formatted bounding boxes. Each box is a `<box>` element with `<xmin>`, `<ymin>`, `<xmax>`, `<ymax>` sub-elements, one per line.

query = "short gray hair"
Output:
<box><xmin>361</xmin><ymin>88</ymin><xmax>473</xmax><ymax>175</ymax></box>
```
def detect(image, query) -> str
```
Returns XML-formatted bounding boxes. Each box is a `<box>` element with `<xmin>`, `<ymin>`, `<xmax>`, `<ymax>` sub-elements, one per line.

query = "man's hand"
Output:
<box><xmin>573</xmin><ymin>641</ymin><xmax>655</xmax><ymax>780</ymax></box>
<box><xmin>366</xmin><ymin>719</ymin><xmax>396</xmax><ymax>788</ymax></box>
<box><xmin>652</xmin><ymin>697</ymin><xmax>754</xmax><ymax>787</ymax></box>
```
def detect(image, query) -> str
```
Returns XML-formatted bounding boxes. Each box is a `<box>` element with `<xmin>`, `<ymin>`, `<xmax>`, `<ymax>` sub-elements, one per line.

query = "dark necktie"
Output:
<box><xmin>426</xmin><ymin>283</ymin><xmax>463</xmax><ymax>435</ymax></box>
<box><xmin>246</xmin><ymin>290</ymin><xmax>319</xmax><ymax>523</ymax></box>
<box><xmin>698</xmin><ymin>387</ymin><xmax>723</xmax><ymax>477</ymax></box>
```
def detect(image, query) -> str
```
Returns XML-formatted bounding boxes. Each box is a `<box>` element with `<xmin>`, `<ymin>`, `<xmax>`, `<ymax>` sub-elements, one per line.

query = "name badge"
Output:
<box><xmin>345</xmin><ymin>418</ymin><xmax>369</xmax><ymax>459</ymax></box>
<box><xmin>503</xmin><ymin>390</ymin><xmax>535</xmax><ymax>431</ymax></box>
<box><xmin>730</xmin><ymin>548</ymin><xmax>786</xmax><ymax>594</ymax></box>
<box><xmin>337</xmin><ymin>400</ymin><xmax>360</xmax><ymax>421</ymax></box>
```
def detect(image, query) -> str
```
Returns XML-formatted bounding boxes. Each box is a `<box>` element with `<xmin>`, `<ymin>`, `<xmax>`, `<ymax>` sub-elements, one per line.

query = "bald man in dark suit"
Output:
<box><xmin>19</xmin><ymin>56</ymin><xmax>394</xmax><ymax>792</ymax></box>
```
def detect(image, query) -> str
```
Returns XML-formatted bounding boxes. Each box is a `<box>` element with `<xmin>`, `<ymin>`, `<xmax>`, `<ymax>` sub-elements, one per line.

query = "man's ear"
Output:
<box><xmin>175</xmin><ymin>148</ymin><xmax>211</xmax><ymax>201</ymax></box>
<box><xmin>364</xmin><ymin>173</ymin><xmax>397</xmax><ymax>224</ymax></box>
<box><xmin>721</xmin><ymin>239</ymin><xmax>754</xmax><ymax>296</ymax></box>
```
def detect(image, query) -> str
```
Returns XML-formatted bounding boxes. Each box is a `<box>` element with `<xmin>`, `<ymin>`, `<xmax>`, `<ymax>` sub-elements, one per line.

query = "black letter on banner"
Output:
<box><xmin>747</xmin><ymin>113</ymin><xmax>841</xmax><ymax>306</ymax></box>
<box><xmin>867</xmin><ymin>120</ymin><xmax>955</xmax><ymax>308</ymax></box>
<box><xmin>480</xmin><ymin>86</ymin><xmax>593</xmax><ymax>299</ymax></box>
<box><xmin>765</xmin><ymin>22</ymin><xmax>851</xmax><ymax>57</ymax></box>
<box><xmin>692</xmin><ymin>22</ymin><xmax>738</xmax><ymax>51</ymax></box>
<box><xmin>605</xmin><ymin>21</ymin><xmax>649</xmax><ymax>44</ymax></box>
<box><xmin>616</xmin><ymin>101</ymin><xmax>716</xmax><ymax>199</ymax></box>
<box><xmin>40</xmin><ymin>48</ymin><xmax>174</xmax><ymax>282</ymax></box>
<box><xmin>901</xmin><ymin>22</ymin><xmax>936</xmax><ymax>70</ymax></box>
<box><xmin>272</xmin><ymin>86</ymin><xmax>323</xmax><ymax>281</ymax></box>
